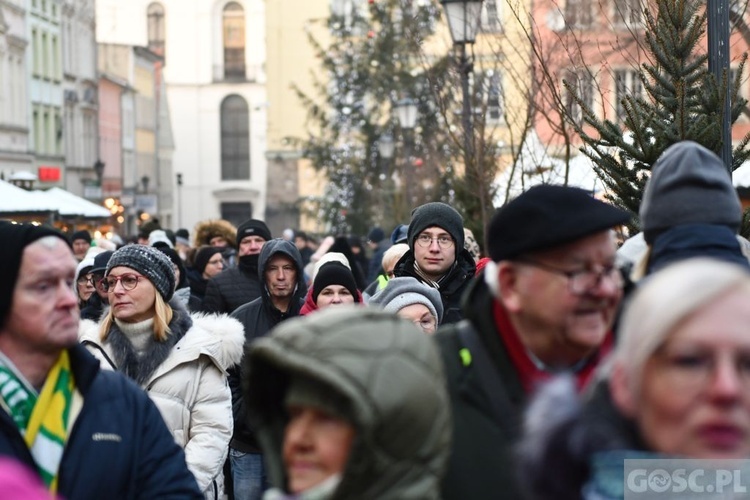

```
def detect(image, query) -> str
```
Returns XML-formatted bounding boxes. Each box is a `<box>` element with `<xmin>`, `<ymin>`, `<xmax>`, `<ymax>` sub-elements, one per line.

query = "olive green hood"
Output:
<box><xmin>244</xmin><ymin>306</ymin><xmax>451</xmax><ymax>499</ymax></box>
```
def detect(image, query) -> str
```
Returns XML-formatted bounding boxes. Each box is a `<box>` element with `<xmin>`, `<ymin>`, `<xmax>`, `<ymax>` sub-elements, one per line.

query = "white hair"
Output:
<box><xmin>616</xmin><ymin>257</ymin><xmax>750</xmax><ymax>393</ymax></box>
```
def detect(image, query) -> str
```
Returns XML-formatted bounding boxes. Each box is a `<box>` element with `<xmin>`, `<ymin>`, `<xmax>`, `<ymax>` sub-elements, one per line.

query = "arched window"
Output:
<box><xmin>223</xmin><ymin>2</ymin><xmax>245</xmax><ymax>79</ymax></box>
<box><xmin>220</xmin><ymin>95</ymin><xmax>250</xmax><ymax>180</ymax></box>
<box><xmin>147</xmin><ymin>3</ymin><xmax>165</xmax><ymax>55</ymax></box>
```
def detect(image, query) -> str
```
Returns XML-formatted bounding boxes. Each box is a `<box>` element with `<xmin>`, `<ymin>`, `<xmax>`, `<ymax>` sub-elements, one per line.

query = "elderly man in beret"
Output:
<box><xmin>392</xmin><ymin>202</ymin><xmax>476</xmax><ymax>324</ymax></box>
<box><xmin>435</xmin><ymin>185</ymin><xmax>630</xmax><ymax>500</ymax></box>
<box><xmin>0</xmin><ymin>222</ymin><xmax>201</xmax><ymax>498</ymax></box>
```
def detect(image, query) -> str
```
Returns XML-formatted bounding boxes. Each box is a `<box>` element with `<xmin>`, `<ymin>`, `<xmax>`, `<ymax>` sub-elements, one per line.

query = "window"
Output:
<box><xmin>220</xmin><ymin>95</ymin><xmax>250</xmax><ymax>180</ymax></box>
<box><xmin>147</xmin><ymin>3</ymin><xmax>165</xmax><ymax>55</ymax></box>
<box><xmin>480</xmin><ymin>0</ymin><xmax>503</xmax><ymax>33</ymax></box>
<box><xmin>614</xmin><ymin>69</ymin><xmax>642</xmax><ymax>123</ymax></box>
<box><xmin>614</xmin><ymin>0</ymin><xmax>642</xmax><ymax>26</ymax></box>
<box><xmin>51</xmin><ymin>35</ymin><xmax>60</xmax><ymax>80</ymax></box>
<box><xmin>564</xmin><ymin>68</ymin><xmax>594</xmax><ymax>125</ymax></box>
<box><xmin>223</xmin><ymin>2</ymin><xmax>246</xmax><ymax>79</ymax></box>
<box><xmin>33</xmin><ymin>107</ymin><xmax>41</xmax><ymax>153</ymax></box>
<box><xmin>565</xmin><ymin>0</ymin><xmax>593</xmax><ymax>27</ymax></box>
<box><xmin>221</xmin><ymin>202</ymin><xmax>253</xmax><ymax>228</ymax></box>
<box><xmin>41</xmin><ymin>32</ymin><xmax>48</xmax><ymax>78</ymax></box>
<box><xmin>32</xmin><ymin>29</ymin><xmax>39</xmax><ymax>76</ymax></box>
<box><xmin>481</xmin><ymin>71</ymin><xmax>504</xmax><ymax>123</ymax></box>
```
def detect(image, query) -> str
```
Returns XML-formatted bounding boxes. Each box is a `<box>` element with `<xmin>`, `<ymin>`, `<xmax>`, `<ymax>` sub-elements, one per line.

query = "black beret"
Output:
<box><xmin>487</xmin><ymin>185</ymin><xmax>631</xmax><ymax>261</ymax></box>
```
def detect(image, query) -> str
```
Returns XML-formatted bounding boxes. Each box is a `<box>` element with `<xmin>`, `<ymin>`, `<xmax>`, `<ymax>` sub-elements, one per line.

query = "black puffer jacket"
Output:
<box><xmin>229</xmin><ymin>239</ymin><xmax>307</xmax><ymax>451</ymax></box>
<box><xmin>393</xmin><ymin>248</ymin><xmax>476</xmax><ymax>324</ymax></box>
<box><xmin>201</xmin><ymin>254</ymin><xmax>262</xmax><ymax>314</ymax></box>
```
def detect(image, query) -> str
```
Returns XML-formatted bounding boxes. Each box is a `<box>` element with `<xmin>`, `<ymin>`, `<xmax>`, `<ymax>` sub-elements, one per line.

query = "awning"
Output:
<box><xmin>0</xmin><ymin>180</ymin><xmax>111</xmax><ymax>219</ymax></box>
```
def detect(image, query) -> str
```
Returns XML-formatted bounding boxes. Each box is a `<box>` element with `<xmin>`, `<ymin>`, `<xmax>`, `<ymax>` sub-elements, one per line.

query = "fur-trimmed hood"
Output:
<box><xmin>517</xmin><ymin>375</ymin><xmax>643</xmax><ymax>500</ymax></box>
<box><xmin>193</xmin><ymin>219</ymin><xmax>237</xmax><ymax>248</ymax></box>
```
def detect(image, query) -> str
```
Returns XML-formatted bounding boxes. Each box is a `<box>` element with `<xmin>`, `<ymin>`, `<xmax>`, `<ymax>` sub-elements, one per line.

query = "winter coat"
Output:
<box><xmin>245</xmin><ymin>307</ymin><xmax>452</xmax><ymax>499</ymax></box>
<box><xmin>366</xmin><ymin>239</ymin><xmax>391</xmax><ymax>283</ymax></box>
<box><xmin>518</xmin><ymin>376</ymin><xmax>646</xmax><ymax>500</ymax></box>
<box><xmin>186</xmin><ymin>267</ymin><xmax>209</xmax><ymax>312</ymax></box>
<box><xmin>393</xmin><ymin>247</ymin><xmax>476</xmax><ymax>324</ymax></box>
<box><xmin>0</xmin><ymin>344</ymin><xmax>202</xmax><ymax>499</ymax></box>
<box><xmin>201</xmin><ymin>254</ymin><xmax>263</xmax><ymax>314</ymax></box>
<box><xmin>434</xmin><ymin>275</ymin><xmax>528</xmax><ymax>500</ymax></box>
<box><xmin>80</xmin><ymin>292</ymin><xmax>107</xmax><ymax>321</ymax></box>
<box><xmin>229</xmin><ymin>239</ymin><xmax>307</xmax><ymax>452</ymax></box>
<box><xmin>79</xmin><ymin>301</ymin><xmax>244</xmax><ymax>499</ymax></box>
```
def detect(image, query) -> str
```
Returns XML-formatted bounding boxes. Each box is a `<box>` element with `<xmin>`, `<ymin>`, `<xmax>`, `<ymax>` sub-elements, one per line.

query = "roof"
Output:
<box><xmin>0</xmin><ymin>181</ymin><xmax>111</xmax><ymax>218</ymax></box>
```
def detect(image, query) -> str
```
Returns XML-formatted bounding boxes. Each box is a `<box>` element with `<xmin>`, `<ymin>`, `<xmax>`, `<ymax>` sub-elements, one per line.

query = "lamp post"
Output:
<box><xmin>440</xmin><ymin>0</ymin><xmax>483</xmax><ymax>190</ymax></box>
<box><xmin>93</xmin><ymin>159</ymin><xmax>105</xmax><ymax>202</ymax></box>
<box><xmin>395</xmin><ymin>98</ymin><xmax>419</xmax><ymax>208</ymax></box>
<box><xmin>378</xmin><ymin>133</ymin><xmax>396</xmax><ymax>225</ymax></box>
<box><xmin>176</xmin><ymin>172</ymin><xmax>183</xmax><ymax>228</ymax></box>
<box><xmin>707</xmin><ymin>0</ymin><xmax>731</xmax><ymax>172</ymax></box>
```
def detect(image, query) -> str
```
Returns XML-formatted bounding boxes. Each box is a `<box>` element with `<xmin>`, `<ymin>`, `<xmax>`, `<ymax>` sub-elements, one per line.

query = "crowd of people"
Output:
<box><xmin>1</xmin><ymin>140</ymin><xmax>750</xmax><ymax>499</ymax></box>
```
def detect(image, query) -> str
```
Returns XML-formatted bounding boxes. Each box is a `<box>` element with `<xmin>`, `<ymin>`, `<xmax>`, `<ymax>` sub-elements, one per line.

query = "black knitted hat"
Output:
<box><xmin>71</xmin><ymin>230</ymin><xmax>92</xmax><ymax>244</ymax></box>
<box><xmin>194</xmin><ymin>246</ymin><xmax>224</xmax><ymax>274</ymax></box>
<box><xmin>313</xmin><ymin>262</ymin><xmax>359</xmax><ymax>303</ymax></box>
<box><xmin>236</xmin><ymin>219</ymin><xmax>272</xmax><ymax>247</ymax></box>
<box><xmin>0</xmin><ymin>222</ymin><xmax>69</xmax><ymax>327</ymax></box>
<box><xmin>407</xmin><ymin>202</ymin><xmax>464</xmax><ymax>253</ymax></box>
<box><xmin>106</xmin><ymin>244</ymin><xmax>176</xmax><ymax>301</ymax></box>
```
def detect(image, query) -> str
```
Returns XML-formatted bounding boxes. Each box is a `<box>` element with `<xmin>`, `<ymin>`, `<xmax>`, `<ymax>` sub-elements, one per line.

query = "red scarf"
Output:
<box><xmin>492</xmin><ymin>301</ymin><xmax>612</xmax><ymax>394</ymax></box>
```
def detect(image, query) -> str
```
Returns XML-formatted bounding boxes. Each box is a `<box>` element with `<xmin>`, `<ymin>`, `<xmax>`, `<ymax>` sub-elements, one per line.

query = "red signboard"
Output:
<box><xmin>38</xmin><ymin>166</ymin><xmax>61</xmax><ymax>182</ymax></box>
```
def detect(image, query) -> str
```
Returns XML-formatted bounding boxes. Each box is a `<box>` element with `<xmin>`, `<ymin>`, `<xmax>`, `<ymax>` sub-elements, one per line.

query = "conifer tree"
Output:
<box><xmin>567</xmin><ymin>0</ymin><xmax>750</xmax><ymax>233</ymax></box>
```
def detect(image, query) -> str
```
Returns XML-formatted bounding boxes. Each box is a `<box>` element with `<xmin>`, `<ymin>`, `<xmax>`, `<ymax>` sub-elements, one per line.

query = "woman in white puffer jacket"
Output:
<box><xmin>79</xmin><ymin>244</ymin><xmax>244</xmax><ymax>499</ymax></box>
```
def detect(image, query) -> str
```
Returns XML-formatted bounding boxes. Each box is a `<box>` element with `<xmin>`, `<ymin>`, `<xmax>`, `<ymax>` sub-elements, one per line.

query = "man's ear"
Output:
<box><xmin>496</xmin><ymin>261</ymin><xmax>522</xmax><ymax>313</ymax></box>
<box><xmin>610</xmin><ymin>362</ymin><xmax>637</xmax><ymax>418</ymax></box>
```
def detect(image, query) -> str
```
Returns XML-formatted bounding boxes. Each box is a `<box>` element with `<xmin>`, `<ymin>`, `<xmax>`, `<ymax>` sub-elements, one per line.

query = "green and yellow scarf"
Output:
<box><xmin>0</xmin><ymin>351</ymin><xmax>74</xmax><ymax>493</ymax></box>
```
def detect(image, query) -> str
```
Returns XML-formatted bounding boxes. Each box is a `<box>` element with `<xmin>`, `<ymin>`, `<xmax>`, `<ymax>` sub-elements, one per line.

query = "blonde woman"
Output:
<box><xmin>80</xmin><ymin>245</ymin><xmax>244</xmax><ymax>499</ymax></box>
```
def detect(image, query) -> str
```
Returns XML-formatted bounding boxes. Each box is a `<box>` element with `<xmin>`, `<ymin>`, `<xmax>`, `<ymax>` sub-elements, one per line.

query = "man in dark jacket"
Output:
<box><xmin>0</xmin><ymin>222</ymin><xmax>201</xmax><ymax>499</ymax></box>
<box><xmin>393</xmin><ymin>202</ymin><xmax>476</xmax><ymax>324</ymax></box>
<box><xmin>229</xmin><ymin>238</ymin><xmax>307</xmax><ymax>500</ymax></box>
<box><xmin>435</xmin><ymin>185</ymin><xmax>630</xmax><ymax>500</ymax></box>
<box><xmin>202</xmin><ymin>219</ymin><xmax>271</xmax><ymax>314</ymax></box>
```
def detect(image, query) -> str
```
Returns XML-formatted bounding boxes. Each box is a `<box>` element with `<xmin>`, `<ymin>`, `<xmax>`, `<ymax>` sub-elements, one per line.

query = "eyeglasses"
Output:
<box><xmin>415</xmin><ymin>234</ymin><xmax>454</xmax><ymax>249</ymax></box>
<box><xmin>654</xmin><ymin>345</ymin><xmax>750</xmax><ymax>393</ymax></box>
<box><xmin>76</xmin><ymin>275</ymin><xmax>95</xmax><ymax>286</ymax></box>
<box><xmin>412</xmin><ymin>317</ymin><xmax>437</xmax><ymax>333</ymax></box>
<box><xmin>515</xmin><ymin>258</ymin><xmax>622</xmax><ymax>294</ymax></box>
<box><xmin>101</xmin><ymin>274</ymin><xmax>144</xmax><ymax>292</ymax></box>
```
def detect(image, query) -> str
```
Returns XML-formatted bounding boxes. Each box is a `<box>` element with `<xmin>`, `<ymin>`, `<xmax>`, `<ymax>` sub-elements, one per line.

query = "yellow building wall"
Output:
<box><xmin>265</xmin><ymin>1</ymin><xmax>533</xmax><ymax>232</ymax></box>
<box><xmin>134</xmin><ymin>66</ymin><xmax>155</xmax><ymax>98</ymax></box>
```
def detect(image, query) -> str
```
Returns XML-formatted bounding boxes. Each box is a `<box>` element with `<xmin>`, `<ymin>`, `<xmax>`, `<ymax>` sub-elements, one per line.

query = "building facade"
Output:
<box><xmin>96</xmin><ymin>0</ymin><xmax>267</xmax><ymax>233</ymax></box>
<box><xmin>0</xmin><ymin>0</ymin><xmax>32</xmax><ymax>177</ymax></box>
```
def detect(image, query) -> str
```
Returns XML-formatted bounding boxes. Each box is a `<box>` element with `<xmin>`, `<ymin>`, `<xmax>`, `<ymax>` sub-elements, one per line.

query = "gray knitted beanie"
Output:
<box><xmin>407</xmin><ymin>202</ymin><xmax>464</xmax><ymax>254</ymax></box>
<box><xmin>640</xmin><ymin>141</ymin><xmax>741</xmax><ymax>244</ymax></box>
<box><xmin>106</xmin><ymin>244</ymin><xmax>176</xmax><ymax>301</ymax></box>
<box><xmin>368</xmin><ymin>276</ymin><xmax>443</xmax><ymax>323</ymax></box>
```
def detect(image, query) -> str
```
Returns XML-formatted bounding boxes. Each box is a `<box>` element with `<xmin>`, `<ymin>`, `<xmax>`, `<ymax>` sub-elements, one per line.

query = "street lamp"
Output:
<box><xmin>93</xmin><ymin>159</ymin><xmax>105</xmax><ymax>186</ymax></box>
<box><xmin>378</xmin><ymin>134</ymin><xmax>395</xmax><ymax>162</ymax></box>
<box><xmin>440</xmin><ymin>0</ymin><xmax>483</xmax><ymax>185</ymax></box>
<box><xmin>394</xmin><ymin>98</ymin><xmax>419</xmax><ymax>207</ymax></box>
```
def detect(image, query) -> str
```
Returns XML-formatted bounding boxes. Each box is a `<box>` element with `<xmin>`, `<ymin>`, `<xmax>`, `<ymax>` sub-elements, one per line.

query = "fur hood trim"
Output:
<box><xmin>185</xmin><ymin>312</ymin><xmax>245</xmax><ymax>371</ymax></box>
<box><xmin>193</xmin><ymin>219</ymin><xmax>237</xmax><ymax>248</ymax></box>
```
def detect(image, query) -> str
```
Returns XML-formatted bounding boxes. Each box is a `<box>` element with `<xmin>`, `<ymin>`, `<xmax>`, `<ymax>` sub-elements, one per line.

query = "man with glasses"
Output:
<box><xmin>436</xmin><ymin>184</ymin><xmax>630</xmax><ymax>500</ymax></box>
<box><xmin>392</xmin><ymin>202</ymin><xmax>477</xmax><ymax>324</ymax></box>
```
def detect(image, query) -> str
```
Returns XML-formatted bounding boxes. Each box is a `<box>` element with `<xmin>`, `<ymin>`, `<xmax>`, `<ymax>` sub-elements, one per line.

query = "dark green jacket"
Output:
<box><xmin>244</xmin><ymin>307</ymin><xmax>452</xmax><ymax>499</ymax></box>
<box><xmin>435</xmin><ymin>276</ymin><xmax>527</xmax><ymax>500</ymax></box>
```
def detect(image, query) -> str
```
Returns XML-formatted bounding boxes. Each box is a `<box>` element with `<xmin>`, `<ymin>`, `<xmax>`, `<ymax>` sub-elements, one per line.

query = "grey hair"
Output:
<box><xmin>616</xmin><ymin>257</ymin><xmax>750</xmax><ymax>394</ymax></box>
